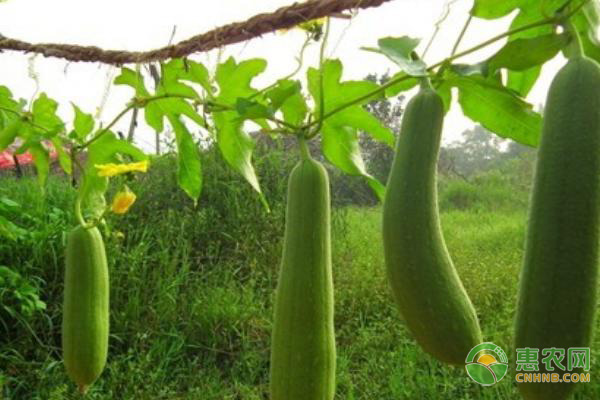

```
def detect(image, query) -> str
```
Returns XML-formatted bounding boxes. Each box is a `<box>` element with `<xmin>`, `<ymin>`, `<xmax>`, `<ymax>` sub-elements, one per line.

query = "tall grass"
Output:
<box><xmin>1</xmin><ymin>149</ymin><xmax>599</xmax><ymax>399</ymax></box>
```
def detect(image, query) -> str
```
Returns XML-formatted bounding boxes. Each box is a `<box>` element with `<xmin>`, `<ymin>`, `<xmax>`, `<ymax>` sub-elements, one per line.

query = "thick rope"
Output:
<box><xmin>0</xmin><ymin>0</ymin><xmax>393</xmax><ymax>65</ymax></box>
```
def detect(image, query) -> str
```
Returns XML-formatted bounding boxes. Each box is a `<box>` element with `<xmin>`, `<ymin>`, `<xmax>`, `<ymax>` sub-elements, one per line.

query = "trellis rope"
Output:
<box><xmin>0</xmin><ymin>0</ymin><xmax>394</xmax><ymax>65</ymax></box>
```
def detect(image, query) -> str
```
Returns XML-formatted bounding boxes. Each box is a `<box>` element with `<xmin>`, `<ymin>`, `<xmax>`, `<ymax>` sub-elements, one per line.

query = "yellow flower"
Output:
<box><xmin>277</xmin><ymin>17</ymin><xmax>326</xmax><ymax>35</ymax></box>
<box><xmin>298</xmin><ymin>18</ymin><xmax>326</xmax><ymax>33</ymax></box>
<box><xmin>95</xmin><ymin>160</ymin><xmax>149</xmax><ymax>177</ymax></box>
<box><xmin>111</xmin><ymin>186</ymin><xmax>136</xmax><ymax>215</ymax></box>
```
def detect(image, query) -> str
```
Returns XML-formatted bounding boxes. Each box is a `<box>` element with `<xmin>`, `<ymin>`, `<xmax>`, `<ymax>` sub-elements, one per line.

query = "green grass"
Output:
<box><xmin>1</xmin><ymin>157</ymin><xmax>599</xmax><ymax>399</ymax></box>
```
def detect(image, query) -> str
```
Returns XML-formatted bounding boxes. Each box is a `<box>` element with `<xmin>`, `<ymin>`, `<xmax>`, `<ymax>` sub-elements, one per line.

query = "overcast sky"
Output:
<box><xmin>0</xmin><ymin>0</ymin><xmax>566</xmax><ymax>151</ymax></box>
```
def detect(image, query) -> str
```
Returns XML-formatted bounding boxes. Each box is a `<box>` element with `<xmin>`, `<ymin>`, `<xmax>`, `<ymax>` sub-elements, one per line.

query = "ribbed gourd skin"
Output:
<box><xmin>514</xmin><ymin>56</ymin><xmax>600</xmax><ymax>400</ymax></box>
<box><xmin>270</xmin><ymin>157</ymin><xmax>336</xmax><ymax>400</ymax></box>
<box><xmin>382</xmin><ymin>87</ymin><xmax>482</xmax><ymax>365</ymax></box>
<box><xmin>62</xmin><ymin>225</ymin><xmax>109</xmax><ymax>393</ymax></box>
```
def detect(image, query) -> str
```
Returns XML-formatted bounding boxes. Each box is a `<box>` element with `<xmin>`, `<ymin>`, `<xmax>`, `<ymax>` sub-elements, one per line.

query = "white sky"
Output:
<box><xmin>0</xmin><ymin>0</ymin><xmax>566</xmax><ymax>151</ymax></box>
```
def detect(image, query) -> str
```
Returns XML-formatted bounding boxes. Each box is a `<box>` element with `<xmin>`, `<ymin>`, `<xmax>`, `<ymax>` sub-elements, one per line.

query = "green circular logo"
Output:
<box><xmin>465</xmin><ymin>342</ymin><xmax>509</xmax><ymax>386</ymax></box>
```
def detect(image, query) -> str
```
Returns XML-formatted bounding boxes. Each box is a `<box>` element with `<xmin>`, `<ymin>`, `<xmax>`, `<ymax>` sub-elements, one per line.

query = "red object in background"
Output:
<box><xmin>0</xmin><ymin>142</ymin><xmax>58</xmax><ymax>169</ymax></box>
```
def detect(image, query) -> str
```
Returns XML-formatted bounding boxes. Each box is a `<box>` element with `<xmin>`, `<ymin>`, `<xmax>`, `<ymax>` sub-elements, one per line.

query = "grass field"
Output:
<box><xmin>1</xmin><ymin>155</ymin><xmax>599</xmax><ymax>399</ymax></box>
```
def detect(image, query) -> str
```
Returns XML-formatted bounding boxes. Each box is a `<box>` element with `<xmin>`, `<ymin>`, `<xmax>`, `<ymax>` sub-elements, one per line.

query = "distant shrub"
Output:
<box><xmin>439</xmin><ymin>180</ymin><xmax>481</xmax><ymax>211</ymax></box>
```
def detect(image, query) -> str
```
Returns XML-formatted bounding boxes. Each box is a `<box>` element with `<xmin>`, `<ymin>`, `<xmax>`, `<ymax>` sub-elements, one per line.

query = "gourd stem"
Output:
<box><xmin>299</xmin><ymin>137</ymin><xmax>311</xmax><ymax>160</ymax></box>
<box><xmin>565</xmin><ymin>20</ymin><xmax>584</xmax><ymax>57</ymax></box>
<box><xmin>419</xmin><ymin>76</ymin><xmax>434</xmax><ymax>90</ymax></box>
<box><xmin>74</xmin><ymin>196</ymin><xmax>92</xmax><ymax>229</ymax></box>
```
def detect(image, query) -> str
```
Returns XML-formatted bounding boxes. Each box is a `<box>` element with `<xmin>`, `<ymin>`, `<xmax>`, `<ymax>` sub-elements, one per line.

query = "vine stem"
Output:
<box><xmin>72</xmin><ymin>154</ymin><xmax>94</xmax><ymax>228</ymax></box>
<box><xmin>79</xmin><ymin>104</ymin><xmax>135</xmax><ymax>149</ymax></box>
<box><xmin>249</xmin><ymin>34</ymin><xmax>312</xmax><ymax>101</ymax></box>
<box><xmin>450</xmin><ymin>14</ymin><xmax>472</xmax><ymax>56</ymax></box>
<box><xmin>312</xmin><ymin>17</ymin><xmax>332</xmax><ymax>138</ymax></box>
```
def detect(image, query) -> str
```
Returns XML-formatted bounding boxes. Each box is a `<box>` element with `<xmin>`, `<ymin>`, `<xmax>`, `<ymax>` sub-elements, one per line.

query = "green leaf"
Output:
<box><xmin>167</xmin><ymin>115</ymin><xmax>202</xmax><ymax>203</ymax></box>
<box><xmin>384</xmin><ymin>72</ymin><xmax>419</xmax><ymax>97</ymax></box>
<box><xmin>213</xmin><ymin>57</ymin><xmax>267</xmax><ymax>201</ymax></box>
<box><xmin>505</xmin><ymin>7</ymin><xmax>554</xmax><ymax>96</ymax></box>
<box><xmin>144</xmin><ymin>103</ymin><xmax>165</xmax><ymax>133</ymax></box>
<box><xmin>265</xmin><ymin>80</ymin><xmax>307</xmax><ymax>127</ymax></box>
<box><xmin>488</xmin><ymin>33</ymin><xmax>568</xmax><ymax>71</ymax></box>
<box><xmin>320</xmin><ymin>125</ymin><xmax>364</xmax><ymax>175</ymax></box>
<box><xmin>50</xmin><ymin>136</ymin><xmax>72</xmax><ymax>175</ymax></box>
<box><xmin>0</xmin><ymin>86</ymin><xmax>20</xmax><ymax>114</ymax></box>
<box><xmin>145</xmin><ymin>97</ymin><xmax>205</xmax><ymax>133</ymax></box>
<box><xmin>306</xmin><ymin>59</ymin><xmax>392</xmax><ymax>199</ymax></box>
<box><xmin>507</xmin><ymin>66</ymin><xmax>541</xmax><ymax>97</ymax></box>
<box><xmin>362</xmin><ymin>36</ymin><xmax>427</xmax><ymax>76</ymax></box>
<box><xmin>212</xmin><ymin>111</ymin><xmax>262</xmax><ymax>197</ymax></box>
<box><xmin>163</xmin><ymin>59</ymin><xmax>213</xmax><ymax>95</ymax></box>
<box><xmin>28</xmin><ymin>143</ymin><xmax>50</xmax><ymax>189</ymax></box>
<box><xmin>159</xmin><ymin>79</ymin><xmax>198</xmax><ymax>99</ymax></box>
<box><xmin>72</xmin><ymin>104</ymin><xmax>94</xmax><ymax>140</ymax></box>
<box><xmin>320</xmin><ymin>125</ymin><xmax>385</xmax><ymax>201</ymax></box>
<box><xmin>80</xmin><ymin>132</ymin><xmax>147</xmax><ymax>218</ymax></box>
<box><xmin>307</xmin><ymin>59</ymin><xmax>394</xmax><ymax>146</ymax></box>
<box><xmin>32</xmin><ymin>93</ymin><xmax>63</xmax><ymax>134</ymax></box>
<box><xmin>216</xmin><ymin>57</ymin><xmax>267</xmax><ymax>102</ymax></box>
<box><xmin>437</xmin><ymin>81</ymin><xmax>453</xmax><ymax>113</ymax></box>
<box><xmin>0</xmin><ymin>119</ymin><xmax>22</xmax><ymax>150</ymax></box>
<box><xmin>160</xmin><ymin>60</ymin><xmax>200</xmax><ymax>99</ymax></box>
<box><xmin>265</xmin><ymin>80</ymin><xmax>300</xmax><ymax>110</ymax></box>
<box><xmin>114</xmin><ymin>68</ymin><xmax>150</xmax><ymax>97</ymax></box>
<box><xmin>453</xmin><ymin>74</ymin><xmax>541</xmax><ymax>146</ymax></box>
<box><xmin>471</xmin><ymin>0</ymin><xmax>521</xmax><ymax>19</ymax></box>
<box><xmin>235</xmin><ymin>98</ymin><xmax>273</xmax><ymax>120</ymax></box>
<box><xmin>328</xmin><ymin>108</ymin><xmax>394</xmax><ymax>146</ymax></box>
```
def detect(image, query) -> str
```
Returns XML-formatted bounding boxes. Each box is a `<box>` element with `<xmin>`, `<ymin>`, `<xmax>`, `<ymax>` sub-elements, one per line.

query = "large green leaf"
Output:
<box><xmin>212</xmin><ymin>57</ymin><xmax>267</xmax><ymax>202</ymax></box>
<box><xmin>145</xmin><ymin>96</ymin><xmax>205</xmax><ymax>134</ymax></box>
<box><xmin>116</xmin><ymin>65</ymin><xmax>205</xmax><ymax>134</ymax></box>
<box><xmin>308</xmin><ymin>60</ymin><xmax>393</xmax><ymax>146</ymax></box>
<box><xmin>0</xmin><ymin>86</ymin><xmax>20</xmax><ymax>119</ymax></box>
<box><xmin>114</xmin><ymin>68</ymin><xmax>150</xmax><ymax>97</ymax></box>
<box><xmin>167</xmin><ymin>115</ymin><xmax>202</xmax><ymax>203</ymax></box>
<box><xmin>162</xmin><ymin>59</ymin><xmax>213</xmax><ymax>95</ymax></box>
<box><xmin>264</xmin><ymin>79</ymin><xmax>307</xmax><ymax>127</ymax></box>
<box><xmin>32</xmin><ymin>93</ymin><xmax>63</xmax><ymax>135</ymax></box>
<box><xmin>215</xmin><ymin>57</ymin><xmax>267</xmax><ymax>102</ymax></box>
<box><xmin>453</xmin><ymin>75</ymin><xmax>541</xmax><ymax>146</ymax></box>
<box><xmin>235</xmin><ymin>98</ymin><xmax>274</xmax><ymax>121</ymax></box>
<box><xmin>159</xmin><ymin>60</ymin><xmax>200</xmax><ymax>99</ymax></box>
<box><xmin>321</xmin><ymin>125</ymin><xmax>385</xmax><ymax>200</ymax></box>
<box><xmin>307</xmin><ymin>59</ymin><xmax>392</xmax><ymax>200</ymax></box>
<box><xmin>505</xmin><ymin>3</ymin><xmax>559</xmax><ymax>96</ymax></box>
<box><xmin>488</xmin><ymin>33</ymin><xmax>568</xmax><ymax>71</ymax></box>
